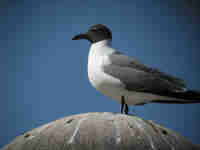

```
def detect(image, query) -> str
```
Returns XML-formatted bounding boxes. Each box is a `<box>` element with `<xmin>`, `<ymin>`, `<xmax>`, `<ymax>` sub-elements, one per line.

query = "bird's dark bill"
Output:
<box><xmin>72</xmin><ymin>33</ymin><xmax>88</xmax><ymax>40</ymax></box>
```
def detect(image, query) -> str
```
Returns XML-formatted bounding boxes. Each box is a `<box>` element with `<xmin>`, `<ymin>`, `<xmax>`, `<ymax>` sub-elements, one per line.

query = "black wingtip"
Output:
<box><xmin>152</xmin><ymin>90</ymin><xmax>200</xmax><ymax>104</ymax></box>
<box><xmin>183</xmin><ymin>90</ymin><xmax>200</xmax><ymax>100</ymax></box>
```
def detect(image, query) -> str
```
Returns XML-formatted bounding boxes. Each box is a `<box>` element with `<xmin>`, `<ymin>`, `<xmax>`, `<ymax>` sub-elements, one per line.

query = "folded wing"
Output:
<box><xmin>102</xmin><ymin>51</ymin><xmax>187</xmax><ymax>97</ymax></box>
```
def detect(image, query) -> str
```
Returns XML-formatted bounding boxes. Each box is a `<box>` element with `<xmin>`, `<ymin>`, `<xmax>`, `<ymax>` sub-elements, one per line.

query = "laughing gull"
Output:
<box><xmin>72</xmin><ymin>24</ymin><xmax>200</xmax><ymax>114</ymax></box>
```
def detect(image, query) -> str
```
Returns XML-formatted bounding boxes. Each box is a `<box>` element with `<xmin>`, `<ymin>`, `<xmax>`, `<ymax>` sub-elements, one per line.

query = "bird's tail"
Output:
<box><xmin>153</xmin><ymin>90</ymin><xmax>200</xmax><ymax>104</ymax></box>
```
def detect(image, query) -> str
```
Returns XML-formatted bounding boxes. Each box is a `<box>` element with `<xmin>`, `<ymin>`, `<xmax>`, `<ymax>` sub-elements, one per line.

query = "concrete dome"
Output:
<box><xmin>1</xmin><ymin>112</ymin><xmax>200</xmax><ymax>150</ymax></box>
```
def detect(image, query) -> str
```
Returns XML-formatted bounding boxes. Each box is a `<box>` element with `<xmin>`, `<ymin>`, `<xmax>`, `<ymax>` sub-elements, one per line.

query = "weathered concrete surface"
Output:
<box><xmin>1</xmin><ymin>112</ymin><xmax>200</xmax><ymax>150</ymax></box>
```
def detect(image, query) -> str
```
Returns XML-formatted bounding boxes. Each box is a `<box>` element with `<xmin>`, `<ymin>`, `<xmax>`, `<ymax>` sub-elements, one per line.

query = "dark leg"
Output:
<box><xmin>125</xmin><ymin>104</ymin><xmax>129</xmax><ymax>114</ymax></box>
<box><xmin>121</xmin><ymin>96</ymin><xmax>125</xmax><ymax>114</ymax></box>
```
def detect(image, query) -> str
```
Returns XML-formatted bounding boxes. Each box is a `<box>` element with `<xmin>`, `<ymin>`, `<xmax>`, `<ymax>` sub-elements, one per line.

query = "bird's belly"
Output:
<box><xmin>88</xmin><ymin>68</ymin><xmax>124</xmax><ymax>99</ymax></box>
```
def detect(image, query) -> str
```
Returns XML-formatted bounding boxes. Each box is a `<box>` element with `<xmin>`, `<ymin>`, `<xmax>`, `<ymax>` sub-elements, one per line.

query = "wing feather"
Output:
<box><xmin>103</xmin><ymin>51</ymin><xmax>186</xmax><ymax>95</ymax></box>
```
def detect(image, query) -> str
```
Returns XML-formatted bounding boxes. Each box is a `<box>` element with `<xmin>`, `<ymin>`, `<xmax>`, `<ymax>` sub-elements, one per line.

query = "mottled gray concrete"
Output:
<box><xmin>1</xmin><ymin>112</ymin><xmax>200</xmax><ymax>150</ymax></box>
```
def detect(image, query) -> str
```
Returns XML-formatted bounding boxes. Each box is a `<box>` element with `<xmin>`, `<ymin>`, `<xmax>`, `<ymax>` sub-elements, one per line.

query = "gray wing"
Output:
<box><xmin>102</xmin><ymin>51</ymin><xmax>186</xmax><ymax>96</ymax></box>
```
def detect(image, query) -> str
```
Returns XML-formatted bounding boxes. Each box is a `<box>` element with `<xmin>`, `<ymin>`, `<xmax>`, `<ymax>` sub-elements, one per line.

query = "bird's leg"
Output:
<box><xmin>121</xmin><ymin>96</ymin><xmax>129</xmax><ymax>114</ymax></box>
<box><xmin>121</xmin><ymin>96</ymin><xmax>125</xmax><ymax>114</ymax></box>
<box><xmin>125</xmin><ymin>104</ymin><xmax>129</xmax><ymax>115</ymax></box>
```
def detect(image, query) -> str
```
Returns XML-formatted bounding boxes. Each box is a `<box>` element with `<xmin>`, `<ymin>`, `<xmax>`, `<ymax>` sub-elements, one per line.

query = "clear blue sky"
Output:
<box><xmin>1</xmin><ymin>0</ymin><xmax>200</xmax><ymax>148</ymax></box>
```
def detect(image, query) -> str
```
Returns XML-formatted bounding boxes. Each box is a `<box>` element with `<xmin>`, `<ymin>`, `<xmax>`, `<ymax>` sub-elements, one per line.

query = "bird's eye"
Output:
<box><xmin>90</xmin><ymin>28</ymin><xmax>98</xmax><ymax>32</ymax></box>
<box><xmin>90</xmin><ymin>28</ymin><xmax>105</xmax><ymax>33</ymax></box>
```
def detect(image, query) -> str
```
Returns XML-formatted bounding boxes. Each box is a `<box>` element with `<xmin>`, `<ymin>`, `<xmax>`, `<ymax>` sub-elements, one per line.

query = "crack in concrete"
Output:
<box><xmin>68</xmin><ymin>117</ymin><xmax>87</xmax><ymax>144</ymax></box>
<box><xmin>113</xmin><ymin>119</ymin><xmax>121</xmax><ymax>145</ymax></box>
<box><xmin>134</xmin><ymin>119</ymin><xmax>156</xmax><ymax>150</ymax></box>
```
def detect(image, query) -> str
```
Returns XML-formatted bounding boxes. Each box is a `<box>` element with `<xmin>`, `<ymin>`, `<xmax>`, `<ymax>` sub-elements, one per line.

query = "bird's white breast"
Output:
<box><xmin>87</xmin><ymin>40</ymin><xmax>124</xmax><ymax>100</ymax></box>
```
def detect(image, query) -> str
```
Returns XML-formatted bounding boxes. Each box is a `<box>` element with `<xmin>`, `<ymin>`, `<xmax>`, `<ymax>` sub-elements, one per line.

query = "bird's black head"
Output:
<box><xmin>72</xmin><ymin>24</ymin><xmax>112</xmax><ymax>43</ymax></box>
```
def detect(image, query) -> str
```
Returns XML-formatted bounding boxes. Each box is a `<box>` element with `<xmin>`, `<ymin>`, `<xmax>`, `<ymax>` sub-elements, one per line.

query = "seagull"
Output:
<box><xmin>72</xmin><ymin>24</ymin><xmax>200</xmax><ymax>114</ymax></box>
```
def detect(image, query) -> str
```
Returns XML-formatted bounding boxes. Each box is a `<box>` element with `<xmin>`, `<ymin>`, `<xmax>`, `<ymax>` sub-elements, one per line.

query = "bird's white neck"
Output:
<box><xmin>90</xmin><ymin>40</ymin><xmax>112</xmax><ymax>49</ymax></box>
<box><xmin>88</xmin><ymin>39</ymin><xmax>113</xmax><ymax>70</ymax></box>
